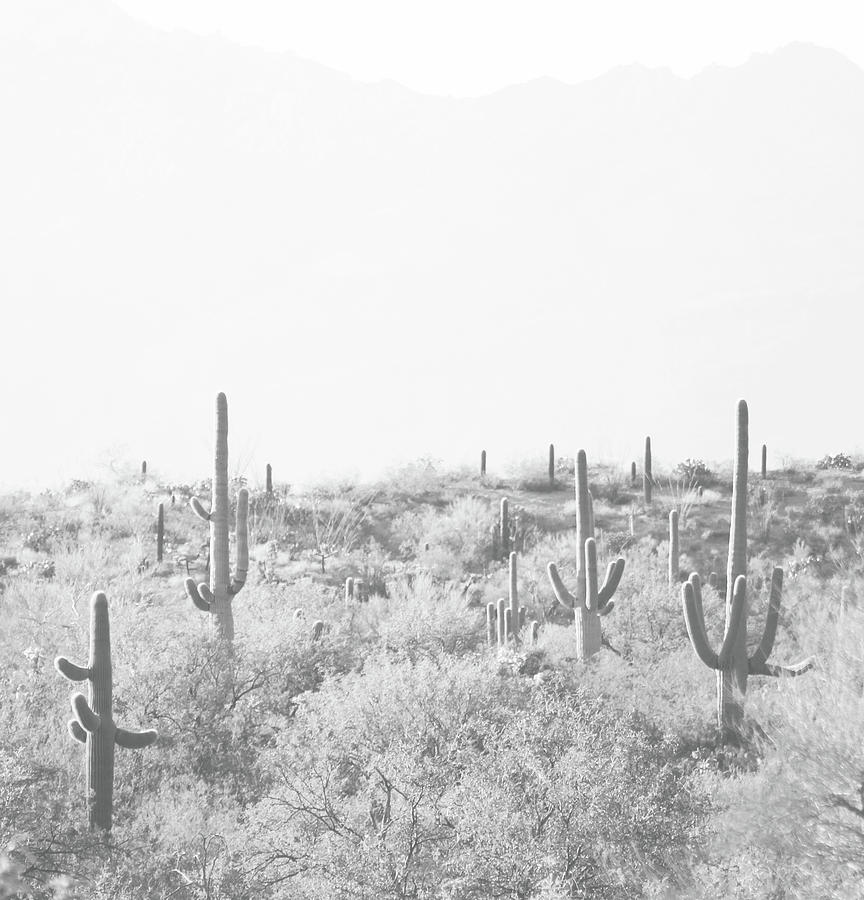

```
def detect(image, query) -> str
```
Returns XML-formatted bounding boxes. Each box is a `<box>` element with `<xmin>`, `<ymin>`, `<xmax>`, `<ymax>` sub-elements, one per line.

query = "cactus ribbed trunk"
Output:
<box><xmin>211</xmin><ymin>394</ymin><xmax>233</xmax><ymax>641</ymax></box>
<box><xmin>718</xmin><ymin>400</ymin><xmax>749</xmax><ymax>733</ymax></box>
<box><xmin>87</xmin><ymin>597</ymin><xmax>114</xmax><ymax>831</ymax></box>
<box><xmin>668</xmin><ymin>509</ymin><xmax>679</xmax><ymax>585</ymax></box>
<box><xmin>508</xmin><ymin>552</ymin><xmax>519</xmax><ymax>640</ymax></box>
<box><xmin>500</xmin><ymin>498</ymin><xmax>510</xmax><ymax>558</ymax></box>
<box><xmin>574</xmin><ymin>451</ymin><xmax>590</xmax><ymax>604</ymax></box>
<box><xmin>643</xmin><ymin>437</ymin><xmax>652</xmax><ymax>504</ymax></box>
<box><xmin>156</xmin><ymin>502</ymin><xmax>164</xmax><ymax>563</ymax></box>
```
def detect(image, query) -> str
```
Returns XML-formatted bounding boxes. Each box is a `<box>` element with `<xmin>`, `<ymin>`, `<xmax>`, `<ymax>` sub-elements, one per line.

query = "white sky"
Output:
<box><xmin>113</xmin><ymin>0</ymin><xmax>864</xmax><ymax>96</ymax></box>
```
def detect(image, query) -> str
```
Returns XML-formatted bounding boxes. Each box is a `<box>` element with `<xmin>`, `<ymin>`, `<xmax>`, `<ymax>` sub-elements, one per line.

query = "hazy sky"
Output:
<box><xmin>113</xmin><ymin>0</ymin><xmax>864</xmax><ymax>95</ymax></box>
<box><xmin>4</xmin><ymin>2</ymin><xmax>864</xmax><ymax>491</ymax></box>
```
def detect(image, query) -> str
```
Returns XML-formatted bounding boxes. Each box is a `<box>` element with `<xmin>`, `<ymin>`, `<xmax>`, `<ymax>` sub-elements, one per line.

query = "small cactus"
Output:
<box><xmin>547</xmin><ymin>450</ymin><xmax>625</xmax><ymax>659</ymax></box>
<box><xmin>548</xmin><ymin>444</ymin><xmax>555</xmax><ymax>485</ymax></box>
<box><xmin>486</xmin><ymin>602</ymin><xmax>497</xmax><ymax>646</ymax></box>
<box><xmin>630</xmin><ymin>461</ymin><xmax>637</xmax><ymax>486</ymax></box>
<box><xmin>345</xmin><ymin>576</ymin><xmax>355</xmax><ymax>603</ymax></box>
<box><xmin>266</xmin><ymin>463</ymin><xmax>273</xmax><ymax>496</ymax></box>
<box><xmin>500</xmin><ymin>498</ymin><xmax>510</xmax><ymax>558</ymax></box>
<box><xmin>643</xmin><ymin>437</ymin><xmax>652</xmax><ymax>504</ymax></box>
<box><xmin>480</xmin><ymin>449</ymin><xmax>487</xmax><ymax>477</ymax></box>
<box><xmin>141</xmin><ymin>460</ymin><xmax>147</xmax><ymax>480</ymax></box>
<box><xmin>761</xmin><ymin>443</ymin><xmax>767</xmax><ymax>479</ymax></box>
<box><xmin>185</xmin><ymin>393</ymin><xmax>249</xmax><ymax>641</ymax></box>
<box><xmin>682</xmin><ymin>400</ymin><xmax>812</xmax><ymax>738</ymax></box>
<box><xmin>56</xmin><ymin>591</ymin><xmax>157</xmax><ymax>831</ymax></box>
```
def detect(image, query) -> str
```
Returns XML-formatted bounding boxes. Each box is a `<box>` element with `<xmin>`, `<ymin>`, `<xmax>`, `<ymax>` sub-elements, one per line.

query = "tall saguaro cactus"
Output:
<box><xmin>643</xmin><ymin>437</ymin><xmax>653</xmax><ymax>504</ymax></box>
<box><xmin>55</xmin><ymin>591</ymin><xmax>157</xmax><ymax>831</ymax></box>
<box><xmin>682</xmin><ymin>400</ymin><xmax>812</xmax><ymax>737</ymax></box>
<box><xmin>548</xmin><ymin>444</ymin><xmax>555</xmax><ymax>485</ymax></box>
<box><xmin>547</xmin><ymin>449</ymin><xmax>625</xmax><ymax>659</ymax></box>
<box><xmin>761</xmin><ymin>444</ymin><xmax>767</xmax><ymax>479</ymax></box>
<box><xmin>185</xmin><ymin>393</ymin><xmax>249</xmax><ymax>641</ymax></box>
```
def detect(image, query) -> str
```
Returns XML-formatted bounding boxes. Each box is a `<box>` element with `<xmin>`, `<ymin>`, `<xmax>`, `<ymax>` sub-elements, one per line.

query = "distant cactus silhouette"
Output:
<box><xmin>500</xmin><ymin>498</ymin><xmax>510</xmax><ymax>558</ymax></box>
<box><xmin>547</xmin><ymin>450</ymin><xmax>625</xmax><ymax>659</ymax></box>
<box><xmin>266</xmin><ymin>463</ymin><xmax>273</xmax><ymax>496</ymax></box>
<box><xmin>480</xmin><ymin>449</ymin><xmax>486</xmax><ymax>477</ymax></box>
<box><xmin>548</xmin><ymin>444</ymin><xmax>555</xmax><ymax>485</ymax></box>
<box><xmin>761</xmin><ymin>443</ymin><xmax>767</xmax><ymax>479</ymax></box>
<box><xmin>643</xmin><ymin>437</ymin><xmax>652</xmax><ymax>504</ymax></box>
<box><xmin>185</xmin><ymin>393</ymin><xmax>249</xmax><ymax>641</ymax></box>
<box><xmin>630</xmin><ymin>461</ymin><xmax>637</xmax><ymax>486</ymax></box>
<box><xmin>682</xmin><ymin>400</ymin><xmax>812</xmax><ymax>738</ymax></box>
<box><xmin>55</xmin><ymin>591</ymin><xmax>157</xmax><ymax>831</ymax></box>
<box><xmin>141</xmin><ymin>460</ymin><xmax>147</xmax><ymax>480</ymax></box>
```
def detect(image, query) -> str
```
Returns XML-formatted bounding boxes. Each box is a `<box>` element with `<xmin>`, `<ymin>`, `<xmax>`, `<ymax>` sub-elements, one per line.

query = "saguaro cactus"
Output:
<box><xmin>761</xmin><ymin>444</ymin><xmax>767</xmax><ymax>479</ymax></box>
<box><xmin>500</xmin><ymin>498</ymin><xmax>510</xmax><ymax>558</ymax></box>
<box><xmin>643</xmin><ymin>437</ymin><xmax>653</xmax><ymax>504</ymax></box>
<box><xmin>56</xmin><ymin>591</ymin><xmax>157</xmax><ymax>831</ymax></box>
<box><xmin>141</xmin><ymin>460</ymin><xmax>147</xmax><ymax>480</ymax></box>
<box><xmin>548</xmin><ymin>444</ymin><xmax>555</xmax><ymax>485</ymax></box>
<box><xmin>682</xmin><ymin>400</ymin><xmax>812</xmax><ymax>738</ymax></box>
<box><xmin>480</xmin><ymin>450</ymin><xmax>487</xmax><ymax>477</ymax></box>
<box><xmin>668</xmin><ymin>509</ymin><xmax>679</xmax><ymax>585</ymax></box>
<box><xmin>185</xmin><ymin>393</ymin><xmax>249</xmax><ymax>641</ymax></box>
<box><xmin>547</xmin><ymin>449</ymin><xmax>625</xmax><ymax>659</ymax></box>
<box><xmin>266</xmin><ymin>463</ymin><xmax>273</xmax><ymax>496</ymax></box>
<box><xmin>630</xmin><ymin>461</ymin><xmax>637</xmax><ymax>486</ymax></box>
<box><xmin>156</xmin><ymin>502</ymin><xmax>164</xmax><ymax>563</ymax></box>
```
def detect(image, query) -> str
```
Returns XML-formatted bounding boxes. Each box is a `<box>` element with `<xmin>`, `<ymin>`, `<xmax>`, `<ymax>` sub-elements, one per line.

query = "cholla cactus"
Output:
<box><xmin>55</xmin><ymin>591</ymin><xmax>157</xmax><ymax>831</ymax></box>
<box><xmin>547</xmin><ymin>449</ymin><xmax>625</xmax><ymax>659</ymax></box>
<box><xmin>682</xmin><ymin>400</ymin><xmax>812</xmax><ymax>737</ymax></box>
<box><xmin>185</xmin><ymin>393</ymin><xmax>249</xmax><ymax>641</ymax></box>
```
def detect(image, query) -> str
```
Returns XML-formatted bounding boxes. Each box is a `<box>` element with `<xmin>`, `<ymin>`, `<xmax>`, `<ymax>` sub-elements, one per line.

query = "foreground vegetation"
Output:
<box><xmin>2</xmin><ymin>412</ymin><xmax>863</xmax><ymax>898</ymax></box>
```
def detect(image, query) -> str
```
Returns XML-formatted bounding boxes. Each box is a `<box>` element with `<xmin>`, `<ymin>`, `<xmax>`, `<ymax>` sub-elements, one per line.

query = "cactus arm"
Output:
<box><xmin>190</xmin><ymin>497</ymin><xmax>211</xmax><ymax>522</ymax></box>
<box><xmin>68</xmin><ymin>720</ymin><xmax>87</xmax><ymax>743</ymax></box>
<box><xmin>598</xmin><ymin>600</ymin><xmax>615</xmax><ymax>617</ymax></box>
<box><xmin>55</xmin><ymin>657</ymin><xmax>90</xmax><ymax>682</ymax></box>
<box><xmin>717</xmin><ymin>576</ymin><xmax>748</xmax><ymax>668</ymax></box>
<box><xmin>184</xmin><ymin>578</ymin><xmax>212</xmax><ymax>612</ymax></box>
<box><xmin>114</xmin><ymin>727</ymin><xmax>158</xmax><ymax>749</ymax></box>
<box><xmin>597</xmin><ymin>558</ymin><xmax>625</xmax><ymax>608</ymax></box>
<box><xmin>547</xmin><ymin>562</ymin><xmax>580</xmax><ymax>609</ymax></box>
<box><xmin>229</xmin><ymin>488</ymin><xmax>249</xmax><ymax>596</ymax></box>
<box><xmin>749</xmin><ymin>567</ymin><xmax>783</xmax><ymax>669</ymax></box>
<box><xmin>750</xmin><ymin>656</ymin><xmax>814</xmax><ymax>677</ymax></box>
<box><xmin>682</xmin><ymin>575</ymin><xmax>720</xmax><ymax>669</ymax></box>
<box><xmin>71</xmin><ymin>693</ymin><xmax>101</xmax><ymax>733</ymax></box>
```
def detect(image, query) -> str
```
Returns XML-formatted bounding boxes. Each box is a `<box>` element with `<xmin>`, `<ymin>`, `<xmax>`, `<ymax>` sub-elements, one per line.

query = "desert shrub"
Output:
<box><xmin>348</xmin><ymin>572</ymin><xmax>484</xmax><ymax>659</ymax></box>
<box><xmin>673</xmin><ymin>459</ymin><xmax>716</xmax><ymax>487</ymax></box>
<box><xmin>817</xmin><ymin>453</ymin><xmax>852</xmax><ymax>470</ymax></box>
<box><xmin>248</xmin><ymin>655</ymin><xmax>707</xmax><ymax>899</ymax></box>
<box><xmin>393</xmin><ymin>496</ymin><xmax>494</xmax><ymax>579</ymax></box>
